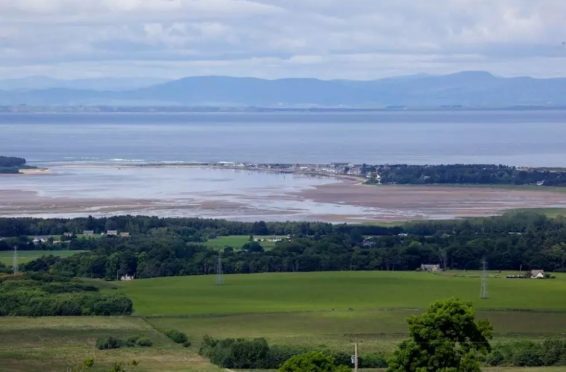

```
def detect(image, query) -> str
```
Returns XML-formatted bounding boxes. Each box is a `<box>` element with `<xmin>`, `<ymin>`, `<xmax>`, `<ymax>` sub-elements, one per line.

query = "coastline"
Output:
<box><xmin>1</xmin><ymin>163</ymin><xmax>566</xmax><ymax>222</ymax></box>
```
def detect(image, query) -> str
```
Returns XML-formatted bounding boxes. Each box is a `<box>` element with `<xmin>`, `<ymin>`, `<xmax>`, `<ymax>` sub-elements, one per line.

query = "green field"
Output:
<box><xmin>0</xmin><ymin>250</ymin><xmax>85</xmax><ymax>265</ymax></box>
<box><xmin>204</xmin><ymin>235</ymin><xmax>287</xmax><ymax>251</ymax></box>
<box><xmin>1</xmin><ymin>270</ymin><xmax>565</xmax><ymax>371</ymax></box>
<box><xmin>118</xmin><ymin>271</ymin><xmax>566</xmax><ymax>353</ymax></box>
<box><xmin>0</xmin><ymin>317</ymin><xmax>220</xmax><ymax>372</ymax></box>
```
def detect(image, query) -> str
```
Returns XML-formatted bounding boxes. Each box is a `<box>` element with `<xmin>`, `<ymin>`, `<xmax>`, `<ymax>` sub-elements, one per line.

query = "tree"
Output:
<box><xmin>279</xmin><ymin>351</ymin><xmax>350</xmax><ymax>372</ymax></box>
<box><xmin>388</xmin><ymin>298</ymin><xmax>492</xmax><ymax>372</ymax></box>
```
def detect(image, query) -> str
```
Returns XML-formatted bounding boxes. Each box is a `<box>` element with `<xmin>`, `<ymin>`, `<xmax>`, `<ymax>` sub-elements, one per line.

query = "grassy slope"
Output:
<box><xmin>0</xmin><ymin>317</ymin><xmax>221</xmax><ymax>372</ymax></box>
<box><xmin>118</xmin><ymin>271</ymin><xmax>566</xmax><ymax>353</ymax></box>
<box><xmin>0</xmin><ymin>250</ymin><xmax>85</xmax><ymax>265</ymax></box>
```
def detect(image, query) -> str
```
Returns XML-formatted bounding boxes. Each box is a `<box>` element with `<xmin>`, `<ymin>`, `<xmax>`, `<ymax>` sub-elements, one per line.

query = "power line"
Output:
<box><xmin>480</xmin><ymin>258</ymin><xmax>488</xmax><ymax>299</ymax></box>
<box><xmin>215</xmin><ymin>252</ymin><xmax>224</xmax><ymax>285</ymax></box>
<box><xmin>12</xmin><ymin>245</ymin><xmax>18</xmax><ymax>275</ymax></box>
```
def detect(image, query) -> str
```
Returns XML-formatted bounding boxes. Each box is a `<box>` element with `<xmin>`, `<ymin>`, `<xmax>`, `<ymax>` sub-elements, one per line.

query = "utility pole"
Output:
<box><xmin>352</xmin><ymin>342</ymin><xmax>358</xmax><ymax>372</ymax></box>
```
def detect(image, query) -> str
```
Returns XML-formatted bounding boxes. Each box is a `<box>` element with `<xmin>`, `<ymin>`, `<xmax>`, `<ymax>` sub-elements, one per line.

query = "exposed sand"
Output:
<box><xmin>299</xmin><ymin>180</ymin><xmax>566</xmax><ymax>221</ymax></box>
<box><xmin>1</xmin><ymin>177</ymin><xmax>565</xmax><ymax>222</ymax></box>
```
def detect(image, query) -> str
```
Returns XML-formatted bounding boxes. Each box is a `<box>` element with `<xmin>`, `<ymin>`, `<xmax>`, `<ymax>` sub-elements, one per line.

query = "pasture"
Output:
<box><xmin>0</xmin><ymin>249</ymin><xmax>85</xmax><ymax>265</ymax></box>
<box><xmin>0</xmin><ymin>317</ymin><xmax>221</xmax><ymax>372</ymax></box>
<box><xmin>119</xmin><ymin>271</ymin><xmax>566</xmax><ymax>353</ymax></box>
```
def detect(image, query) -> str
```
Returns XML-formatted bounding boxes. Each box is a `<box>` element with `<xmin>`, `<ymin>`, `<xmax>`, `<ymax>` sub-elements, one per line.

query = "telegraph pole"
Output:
<box><xmin>352</xmin><ymin>342</ymin><xmax>358</xmax><ymax>372</ymax></box>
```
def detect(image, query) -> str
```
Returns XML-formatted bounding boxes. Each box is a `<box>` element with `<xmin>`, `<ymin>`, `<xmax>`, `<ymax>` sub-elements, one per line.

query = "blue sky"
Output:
<box><xmin>1</xmin><ymin>0</ymin><xmax>565</xmax><ymax>80</ymax></box>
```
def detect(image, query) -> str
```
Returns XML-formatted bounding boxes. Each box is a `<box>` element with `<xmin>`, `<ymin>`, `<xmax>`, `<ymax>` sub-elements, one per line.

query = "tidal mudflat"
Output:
<box><xmin>1</xmin><ymin>163</ymin><xmax>566</xmax><ymax>222</ymax></box>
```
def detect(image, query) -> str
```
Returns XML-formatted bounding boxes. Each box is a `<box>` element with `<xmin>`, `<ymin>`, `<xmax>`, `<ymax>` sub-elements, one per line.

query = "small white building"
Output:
<box><xmin>421</xmin><ymin>264</ymin><xmax>441</xmax><ymax>272</ymax></box>
<box><xmin>120</xmin><ymin>274</ymin><xmax>135</xmax><ymax>281</ymax></box>
<box><xmin>106</xmin><ymin>230</ymin><xmax>118</xmax><ymax>236</ymax></box>
<box><xmin>530</xmin><ymin>269</ymin><xmax>545</xmax><ymax>279</ymax></box>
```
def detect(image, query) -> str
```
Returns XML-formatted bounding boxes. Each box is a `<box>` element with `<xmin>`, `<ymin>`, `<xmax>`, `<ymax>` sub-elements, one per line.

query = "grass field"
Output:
<box><xmin>0</xmin><ymin>317</ymin><xmax>220</xmax><ymax>372</ymax></box>
<box><xmin>0</xmin><ymin>249</ymin><xmax>85</xmax><ymax>265</ymax></box>
<box><xmin>1</xmin><ymin>271</ymin><xmax>565</xmax><ymax>371</ymax></box>
<box><xmin>204</xmin><ymin>235</ymin><xmax>287</xmax><ymax>251</ymax></box>
<box><xmin>118</xmin><ymin>271</ymin><xmax>566</xmax><ymax>353</ymax></box>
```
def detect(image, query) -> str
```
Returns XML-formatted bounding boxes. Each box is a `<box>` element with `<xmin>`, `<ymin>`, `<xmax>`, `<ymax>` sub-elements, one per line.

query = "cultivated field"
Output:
<box><xmin>119</xmin><ymin>271</ymin><xmax>566</xmax><ymax>353</ymax></box>
<box><xmin>1</xmin><ymin>271</ymin><xmax>565</xmax><ymax>371</ymax></box>
<box><xmin>0</xmin><ymin>249</ymin><xmax>85</xmax><ymax>265</ymax></box>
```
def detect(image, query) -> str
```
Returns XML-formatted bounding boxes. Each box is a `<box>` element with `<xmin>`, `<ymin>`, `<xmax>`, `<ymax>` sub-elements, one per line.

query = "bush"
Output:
<box><xmin>83</xmin><ymin>358</ymin><xmax>94</xmax><ymax>368</ymax></box>
<box><xmin>136</xmin><ymin>337</ymin><xmax>153</xmax><ymax>347</ymax></box>
<box><xmin>182</xmin><ymin>340</ymin><xmax>191</xmax><ymax>348</ymax></box>
<box><xmin>199</xmin><ymin>336</ymin><xmax>270</xmax><ymax>369</ymax></box>
<box><xmin>96</xmin><ymin>336</ymin><xmax>122</xmax><ymax>350</ymax></box>
<box><xmin>359</xmin><ymin>352</ymin><xmax>388</xmax><ymax>368</ymax></box>
<box><xmin>125</xmin><ymin>336</ymin><xmax>140</xmax><ymax>347</ymax></box>
<box><xmin>279</xmin><ymin>351</ymin><xmax>350</xmax><ymax>372</ymax></box>
<box><xmin>165</xmin><ymin>329</ymin><xmax>188</xmax><ymax>344</ymax></box>
<box><xmin>486</xmin><ymin>339</ymin><xmax>566</xmax><ymax>367</ymax></box>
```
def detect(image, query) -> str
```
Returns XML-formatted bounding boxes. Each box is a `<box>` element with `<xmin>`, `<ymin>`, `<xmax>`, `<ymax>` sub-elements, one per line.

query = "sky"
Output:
<box><xmin>1</xmin><ymin>0</ymin><xmax>566</xmax><ymax>80</ymax></box>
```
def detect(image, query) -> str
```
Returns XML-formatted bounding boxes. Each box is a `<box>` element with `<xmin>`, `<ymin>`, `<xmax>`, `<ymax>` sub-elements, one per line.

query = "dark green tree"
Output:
<box><xmin>388</xmin><ymin>298</ymin><xmax>492</xmax><ymax>372</ymax></box>
<box><xmin>279</xmin><ymin>351</ymin><xmax>350</xmax><ymax>372</ymax></box>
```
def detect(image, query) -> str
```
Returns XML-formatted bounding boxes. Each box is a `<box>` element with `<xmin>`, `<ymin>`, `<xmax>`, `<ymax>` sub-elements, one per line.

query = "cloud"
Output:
<box><xmin>0</xmin><ymin>0</ymin><xmax>565</xmax><ymax>79</ymax></box>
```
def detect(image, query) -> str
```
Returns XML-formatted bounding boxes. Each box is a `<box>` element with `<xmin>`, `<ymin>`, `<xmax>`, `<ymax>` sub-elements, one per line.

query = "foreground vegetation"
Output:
<box><xmin>0</xmin><ymin>273</ymin><xmax>132</xmax><ymax>316</ymax></box>
<box><xmin>0</xmin><ymin>316</ymin><xmax>221</xmax><ymax>371</ymax></box>
<box><xmin>0</xmin><ymin>270</ymin><xmax>564</xmax><ymax>370</ymax></box>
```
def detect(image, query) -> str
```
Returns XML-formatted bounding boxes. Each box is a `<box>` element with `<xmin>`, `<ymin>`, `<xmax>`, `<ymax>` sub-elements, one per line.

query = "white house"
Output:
<box><xmin>530</xmin><ymin>269</ymin><xmax>545</xmax><ymax>279</ymax></box>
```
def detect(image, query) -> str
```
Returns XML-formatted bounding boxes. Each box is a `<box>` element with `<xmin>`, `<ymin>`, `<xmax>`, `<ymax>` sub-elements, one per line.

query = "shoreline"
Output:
<box><xmin>1</xmin><ymin>163</ymin><xmax>566</xmax><ymax>222</ymax></box>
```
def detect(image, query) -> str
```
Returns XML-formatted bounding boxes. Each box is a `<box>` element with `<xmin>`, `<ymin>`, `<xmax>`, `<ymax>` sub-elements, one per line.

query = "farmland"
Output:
<box><xmin>0</xmin><ymin>249</ymin><xmax>85</xmax><ymax>265</ymax></box>
<box><xmin>1</xmin><ymin>270</ymin><xmax>565</xmax><ymax>371</ymax></box>
<box><xmin>119</xmin><ymin>271</ymin><xmax>566</xmax><ymax>353</ymax></box>
<box><xmin>0</xmin><ymin>316</ymin><xmax>220</xmax><ymax>372</ymax></box>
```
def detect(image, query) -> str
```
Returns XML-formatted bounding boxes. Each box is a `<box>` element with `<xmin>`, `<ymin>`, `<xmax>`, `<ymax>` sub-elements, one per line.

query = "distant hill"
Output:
<box><xmin>0</xmin><ymin>76</ymin><xmax>166</xmax><ymax>92</ymax></box>
<box><xmin>1</xmin><ymin>71</ymin><xmax>565</xmax><ymax>108</ymax></box>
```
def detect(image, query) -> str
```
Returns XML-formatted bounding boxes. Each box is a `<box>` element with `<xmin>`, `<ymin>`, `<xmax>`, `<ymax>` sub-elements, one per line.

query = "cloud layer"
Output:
<box><xmin>1</xmin><ymin>0</ymin><xmax>565</xmax><ymax>79</ymax></box>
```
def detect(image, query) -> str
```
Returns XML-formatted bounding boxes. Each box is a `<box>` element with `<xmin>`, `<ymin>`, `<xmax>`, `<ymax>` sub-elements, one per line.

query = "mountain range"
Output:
<box><xmin>1</xmin><ymin>71</ymin><xmax>565</xmax><ymax>108</ymax></box>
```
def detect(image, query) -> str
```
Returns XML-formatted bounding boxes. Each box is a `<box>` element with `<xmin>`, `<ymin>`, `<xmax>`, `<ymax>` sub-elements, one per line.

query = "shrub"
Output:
<box><xmin>125</xmin><ymin>336</ymin><xmax>140</xmax><ymax>347</ymax></box>
<box><xmin>82</xmin><ymin>358</ymin><xmax>94</xmax><ymax>368</ymax></box>
<box><xmin>136</xmin><ymin>337</ymin><xmax>153</xmax><ymax>347</ymax></box>
<box><xmin>359</xmin><ymin>352</ymin><xmax>388</xmax><ymax>368</ymax></box>
<box><xmin>182</xmin><ymin>340</ymin><xmax>191</xmax><ymax>348</ymax></box>
<box><xmin>165</xmin><ymin>329</ymin><xmax>188</xmax><ymax>344</ymax></box>
<box><xmin>279</xmin><ymin>351</ymin><xmax>350</xmax><ymax>372</ymax></box>
<box><xmin>96</xmin><ymin>336</ymin><xmax>122</xmax><ymax>350</ymax></box>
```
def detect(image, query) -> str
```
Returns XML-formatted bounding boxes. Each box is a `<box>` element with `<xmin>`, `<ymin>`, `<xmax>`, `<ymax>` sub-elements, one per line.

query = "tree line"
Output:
<box><xmin>0</xmin><ymin>155</ymin><xmax>27</xmax><ymax>173</ymax></box>
<box><xmin>368</xmin><ymin>164</ymin><xmax>566</xmax><ymax>186</ymax></box>
<box><xmin>2</xmin><ymin>212</ymin><xmax>564</xmax><ymax>279</ymax></box>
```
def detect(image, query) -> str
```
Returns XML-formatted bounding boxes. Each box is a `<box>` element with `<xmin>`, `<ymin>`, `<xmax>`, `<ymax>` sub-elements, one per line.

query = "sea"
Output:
<box><xmin>1</xmin><ymin>110</ymin><xmax>566</xmax><ymax>167</ymax></box>
<box><xmin>1</xmin><ymin>110</ymin><xmax>565</xmax><ymax>220</ymax></box>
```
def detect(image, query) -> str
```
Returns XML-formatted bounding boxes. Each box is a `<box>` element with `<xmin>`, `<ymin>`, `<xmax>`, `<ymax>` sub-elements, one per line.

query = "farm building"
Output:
<box><xmin>420</xmin><ymin>264</ymin><xmax>441</xmax><ymax>272</ymax></box>
<box><xmin>530</xmin><ymin>269</ymin><xmax>545</xmax><ymax>279</ymax></box>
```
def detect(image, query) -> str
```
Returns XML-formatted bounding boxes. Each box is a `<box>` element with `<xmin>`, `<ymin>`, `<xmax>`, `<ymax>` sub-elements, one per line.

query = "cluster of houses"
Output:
<box><xmin>82</xmin><ymin>230</ymin><xmax>130</xmax><ymax>238</ymax></box>
<box><xmin>31</xmin><ymin>230</ymin><xmax>131</xmax><ymax>246</ymax></box>
<box><xmin>213</xmin><ymin>161</ymin><xmax>381</xmax><ymax>181</ymax></box>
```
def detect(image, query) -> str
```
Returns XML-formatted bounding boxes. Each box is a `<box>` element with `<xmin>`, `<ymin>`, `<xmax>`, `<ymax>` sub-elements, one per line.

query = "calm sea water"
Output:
<box><xmin>1</xmin><ymin>110</ymin><xmax>566</xmax><ymax>166</ymax></box>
